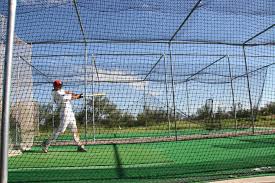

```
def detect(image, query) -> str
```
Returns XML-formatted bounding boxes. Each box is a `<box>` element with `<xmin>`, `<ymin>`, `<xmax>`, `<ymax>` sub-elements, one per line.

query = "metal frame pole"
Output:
<box><xmin>168</xmin><ymin>44</ymin><xmax>177</xmax><ymax>140</ymax></box>
<box><xmin>185</xmin><ymin>81</ymin><xmax>191</xmax><ymax>130</ymax></box>
<box><xmin>15</xmin><ymin>63</ymin><xmax>19</xmax><ymax>146</ymax></box>
<box><xmin>143</xmin><ymin>84</ymin><xmax>147</xmax><ymax>127</ymax></box>
<box><xmin>163</xmin><ymin>54</ymin><xmax>171</xmax><ymax>136</ymax></box>
<box><xmin>84</xmin><ymin>43</ymin><xmax>88</xmax><ymax>143</ymax></box>
<box><xmin>242</xmin><ymin>46</ymin><xmax>255</xmax><ymax>133</ymax></box>
<box><xmin>256</xmin><ymin>69</ymin><xmax>268</xmax><ymax>115</ymax></box>
<box><xmin>92</xmin><ymin>55</ymin><xmax>95</xmax><ymax>142</ymax></box>
<box><xmin>72</xmin><ymin>0</ymin><xmax>89</xmax><ymax>142</ymax></box>
<box><xmin>227</xmin><ymin>55</ymin><xmax>237</xmax><ymax>131</ymax></box>
<box><xmin>1</xmin><ymin>1</ymin><xmax>17</xmax><ymax>182</ymax></box>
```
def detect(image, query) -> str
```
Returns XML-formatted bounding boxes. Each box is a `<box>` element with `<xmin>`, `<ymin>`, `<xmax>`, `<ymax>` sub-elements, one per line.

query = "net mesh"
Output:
<box><xmin>1</xmin><ymin>0</ymin><xmax>275</xmax><ymax>182</ymax></box>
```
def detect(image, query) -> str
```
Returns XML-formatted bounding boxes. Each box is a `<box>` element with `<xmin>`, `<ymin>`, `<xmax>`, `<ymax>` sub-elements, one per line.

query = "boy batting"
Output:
<box><xmin>42</xmin><ymin>80</ymin><xmax>87</xmax><ymax>153</ymax></box>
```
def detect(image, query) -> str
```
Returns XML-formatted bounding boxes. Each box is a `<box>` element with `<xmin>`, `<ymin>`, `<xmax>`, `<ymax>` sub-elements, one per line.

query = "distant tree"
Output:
<box><xmin>76</xmin><ymin>96</ymin><xmax>135</xmax><ymax>128</ymax></box>
<box><xmin>196</xmin><ymin>104</ymin><xmax>222</xmax><ymax>130</ymax></box>
<box><xmin>137</xmin><ymin>107</ymin><xmax>168</xmax><ymax>126</ymax></box>
<box><xmin>196</xmin><ymin>104</ymin><xmax>211</xmax><ymax>120</ymax></box>
<box><xmin>259</xmin><ymin>102</ymin><xmax>275</xmax><ymax>115</ymax></box>
<box><xmin>227</xmin><ymin>103</ymin><xmax>251</xmax><ymax>119</ymax></box>
<box><xmin>120</xmin><ymin>112</ymin><xmax>136</xmax><ymax>127</ymax></box>
<box><xmin>216</xmin><ymin>106</ymin><xmax>230</xmax><ymax>119</ymax></box>
<box><xmin>235</xmin><ymin>103</ymin><xmax>251</xmax><ymax>118</ymax></box>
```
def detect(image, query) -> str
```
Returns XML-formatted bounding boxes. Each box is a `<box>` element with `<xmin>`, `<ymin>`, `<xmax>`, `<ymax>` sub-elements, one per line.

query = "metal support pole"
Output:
<box><xmin>227</xmin><ymin>55</ymin><xmax>237</xmax><ymax>131</ymax></box>
<box><xmin>242</xmin><ymin>46</ymin><xmax>255</xmax><ymax>133</ymax></box>
<box><xmin>168</xmin><ymin>45</ymin><xmax>177</xmax><ymax>140</ymax></box>
<box><xmin>15</xmin><ymin>65</ymin><xmax>19</xmax><ymax>146</ymax></box>
<box><xmin>185</xmin><ymin>81</ymin><xmax>191</xmax><ymax>130</ymax></box>
<box><xmin>73</xmin><ymin>0</ymin><xmax>89</xmax><ymax>142</ymax></box>
<box><xmin>92</xmin><ymin>55</ymin><xmax>95</xmax><ymax>142</ymax></box>
<box><xmin>84</xmin><ymin>43</ymin><xmax>88</xmax><ymax>143</ymax></box>
<box><xmin>143</xmin><ymin>84</ymin><xmax>147</xmax><ymax>127</ymax></box>
<box><xmin>1</xmin><ymin>1</ymin><xmax>17</xmax><ymax>182</ymax></box>
<box><xmin>163</xmin><ymin>54</ymin><xmax>171</xmax><ymax>136</ymax></box>
<box><xmin>256</xmin><ymin>69</ymin><xmax>268</xmax><ymax>115</ymax></box>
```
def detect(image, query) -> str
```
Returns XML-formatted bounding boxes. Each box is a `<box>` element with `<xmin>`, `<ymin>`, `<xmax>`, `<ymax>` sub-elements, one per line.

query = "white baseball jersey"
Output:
<box><xmin>52</xmin><ymin>89</ymin><xmax>77</xmax><ymax>132</ymax></box>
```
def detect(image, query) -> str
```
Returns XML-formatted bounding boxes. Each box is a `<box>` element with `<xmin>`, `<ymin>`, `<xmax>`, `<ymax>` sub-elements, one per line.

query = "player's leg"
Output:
<box><xmin>69</xmin><ymin>118</ymin><xmax>87</xmax><ymax>152</ymax></box>
<box><xmin>71</xmin><ymin>127</ymin><xmax>87</xmax><ymax>152</ymax></box>
<box><xmin>73</xmin><ymin>131</ymin><xmax>86</xmax><ymax>152</ymax></box>
<box><xmin>42</xmin><ymin>116</ymin><xmax>67</xmax><ymax>153</ymax></box>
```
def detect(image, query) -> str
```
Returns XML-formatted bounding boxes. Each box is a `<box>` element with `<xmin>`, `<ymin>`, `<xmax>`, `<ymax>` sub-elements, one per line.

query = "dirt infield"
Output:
<box><xmin>34</xmin><ymin>129</ymin><xmax>275</xmax><ymax>146</ymax></box>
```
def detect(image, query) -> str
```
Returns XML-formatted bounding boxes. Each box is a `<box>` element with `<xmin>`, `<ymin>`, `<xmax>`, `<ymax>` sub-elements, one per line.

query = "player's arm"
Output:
<box><xmin>65</xmin><ymin>91</ymin><xmax>83</xmax><ymax>100</ymax></box>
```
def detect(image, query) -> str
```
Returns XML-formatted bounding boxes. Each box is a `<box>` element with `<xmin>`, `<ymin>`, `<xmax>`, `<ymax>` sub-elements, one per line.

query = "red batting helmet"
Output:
<box><xmin>53</xmin><ymin>80</ymin><xmax>62</xmax><ymax>88</ymax></box>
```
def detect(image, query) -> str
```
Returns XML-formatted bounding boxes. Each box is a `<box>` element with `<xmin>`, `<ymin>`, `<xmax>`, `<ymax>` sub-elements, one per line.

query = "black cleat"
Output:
<box><xmin>77</xmin><ymin>145</ymin><xmax>87</xmax><ymax>152</ymax></box>
<box><xmin>41</xmin><ymin>140</ymin><xmax>49</xmax><ymax>153</ymax></box>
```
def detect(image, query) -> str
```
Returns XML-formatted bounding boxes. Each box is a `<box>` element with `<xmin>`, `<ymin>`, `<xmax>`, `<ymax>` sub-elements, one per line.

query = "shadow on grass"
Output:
<box><xmin>239</xmin><ymin>137</ymin><xmax>275</xmax><ymax>144</ymax></box>
<box><xmin>213</xmin><ymin>137</ymin><xmax>275</xmax><ymax>149</ymax></box>
<box><xmin>113</xmin><ymin>144</ymin><xmax>126</xmax><ymax>178</ymax></box>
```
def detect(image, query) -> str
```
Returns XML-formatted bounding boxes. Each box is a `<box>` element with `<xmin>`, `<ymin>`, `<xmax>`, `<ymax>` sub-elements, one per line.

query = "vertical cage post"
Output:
<box><xmin>92</xmin><ymin>55</ymin><xmax>96</xmax><ymax>142</ymax></box>
<box><xmin>1</xmin><ymin>1</ymin><xmax>17</xmax><ymax>182</ymax></box>
<box><xmin>72</xmin><ymin>0</ymin><xmax>89</xmax><ymax>143</ymax></box>
<box><xmin>143</xmin><ymin>84</ymin><xmax>147</xmax><ymax>127</ymax></box>
<box><xmin>168</xmin><ymin>45</ymin><xmax>177</xmax><ymax>140</ymax></box>
<box><xmin>84</xmin><ymin>43</ymin><xmax>88</xmax><ymax>143</ymax></box>
<box><xmin>227</xmin><ymin>55</ymin><xmax>237</xmax><ymax>131</ymax></box>
<box><xmin>185</xmin><ymin>81</ymin><xmax>191</xmax><ymax>130</ymax></box>
<box><xmin>15</xmin><ymin>63</ymin><xmax>19</xmax><ymax>146</ymax></box>
<box><xmin>242</xmin><ymin>46</ymin><xmax>255</xmax><ymax>133</ymax></box>
<box><xmin>163</xmin><ymin>54</ymin><xmax>171</xmax><ymax>136</ymax></box>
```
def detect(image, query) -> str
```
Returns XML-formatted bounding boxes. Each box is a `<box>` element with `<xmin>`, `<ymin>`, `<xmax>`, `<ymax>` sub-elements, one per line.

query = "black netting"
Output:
<box><xmin>1</xmin><ymin>1</ymin><xmax>275</xmax><ymax>182</ymax></box>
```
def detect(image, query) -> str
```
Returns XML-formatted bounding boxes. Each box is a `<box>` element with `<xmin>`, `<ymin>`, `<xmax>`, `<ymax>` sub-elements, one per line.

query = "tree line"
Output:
<box><xmin>38</xmin><ymin>96</ymin><xmax>275</xmax><ymax>130</ymax></box>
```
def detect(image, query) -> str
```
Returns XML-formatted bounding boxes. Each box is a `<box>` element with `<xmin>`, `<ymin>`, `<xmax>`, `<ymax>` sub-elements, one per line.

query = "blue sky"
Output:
<box><xmin>2</xmin><ymin>0</ymin><xmax>275</xmax><ymax>115</ymax></box>
<box><xmin>1</xmin><ymin>0</ymin><xmax>273</xmax><ymax>44</ymax></box>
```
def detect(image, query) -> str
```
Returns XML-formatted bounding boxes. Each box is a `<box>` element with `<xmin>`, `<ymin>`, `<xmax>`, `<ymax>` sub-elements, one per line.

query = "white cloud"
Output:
<box><xmin>74</xmin><ymin>65</ymin><xmax>160</xmax><ymax>96</ymax></box>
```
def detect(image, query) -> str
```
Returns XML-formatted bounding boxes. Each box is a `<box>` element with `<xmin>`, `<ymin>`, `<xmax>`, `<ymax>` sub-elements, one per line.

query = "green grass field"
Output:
<box><xmin>9</xmin><ymin>134</ymin><xmax>275</xmax><ymax>182</ymax></box>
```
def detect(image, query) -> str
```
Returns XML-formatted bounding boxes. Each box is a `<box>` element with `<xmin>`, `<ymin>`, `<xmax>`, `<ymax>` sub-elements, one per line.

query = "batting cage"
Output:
<box><xmin>1</xmin><ymin>0</ymin><xmax>275</xmax><ymax>182</ymax></box>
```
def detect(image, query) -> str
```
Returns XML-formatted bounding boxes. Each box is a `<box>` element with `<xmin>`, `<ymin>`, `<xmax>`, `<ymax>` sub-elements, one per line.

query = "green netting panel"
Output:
<box><xmin>0</xmin><ymin>0</ymin><xmax>275</xmax><ymax>182</ymax></box>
